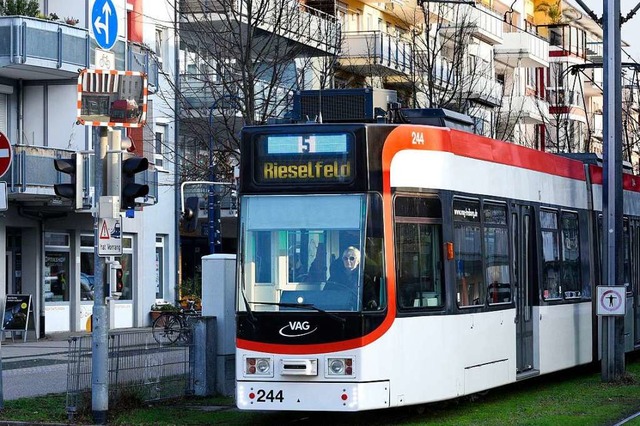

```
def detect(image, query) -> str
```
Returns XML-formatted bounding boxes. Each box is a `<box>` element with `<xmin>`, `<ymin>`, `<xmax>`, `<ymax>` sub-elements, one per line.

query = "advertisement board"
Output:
<box><xmin>2</xmin><ymin>294</ymin><xmax>32</xmax><ymax>334</ymax></box>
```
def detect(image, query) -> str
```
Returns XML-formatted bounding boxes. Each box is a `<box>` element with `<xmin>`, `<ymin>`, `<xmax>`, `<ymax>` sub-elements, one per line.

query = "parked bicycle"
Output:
<box><xmin>152</xmin><ymin>300</ymin><xmax>201</xmax><ymax>345</ymax></box>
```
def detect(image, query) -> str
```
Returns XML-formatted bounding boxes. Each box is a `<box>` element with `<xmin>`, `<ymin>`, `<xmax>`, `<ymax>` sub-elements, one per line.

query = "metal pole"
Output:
<box><xmin>0</xmin><ymin>338</ymin><xmax>4</xmax><ymax>409</ymax></box>
<box><xmin>602</xmin><ymin>0</ymin><xmax>625</xmax><ymax>381</ymax></box>
<box><xmin>208</xmin><ymin>104</ymin><xmax>217</xmax><ymax>254</ymax></box>
<box><xmin>92</xmin><ymin>127</ymin><xmax>109</xmax><ymax>423</ymax></box>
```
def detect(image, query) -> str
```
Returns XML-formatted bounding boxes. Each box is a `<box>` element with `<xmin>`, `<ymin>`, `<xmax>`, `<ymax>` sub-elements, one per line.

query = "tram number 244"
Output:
<box><xmin>412</xmin><ymin>131</ymin><xmax>425</xmax><ymax>145</ymax></box>
<box><xmin>254</xmin><ymin>389</ymin><xmax>284</xmax><ymax>403</ymax></box>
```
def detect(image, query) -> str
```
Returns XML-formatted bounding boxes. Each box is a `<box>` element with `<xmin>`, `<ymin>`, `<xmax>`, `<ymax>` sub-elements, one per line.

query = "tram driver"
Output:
<box><xmin>325</xmin><ymin>246</ymin><xmax>379</xmax><ymax>310</ymax></box>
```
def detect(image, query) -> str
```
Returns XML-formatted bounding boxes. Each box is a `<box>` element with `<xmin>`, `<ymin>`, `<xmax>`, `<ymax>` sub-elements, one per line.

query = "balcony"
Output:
<box><xmin>502</xmin><ymin>95</ymin><xmax>549</xmax><ymax>124</ymax></box>
<box><xmin>423</xmin><ymin>55</ymin><xmax>457</xmax><ymax>89</ymax></box>
<box><xmin>590</xmin><ymin>112</ymin><xmax>603</xmax><ymax>139</ymax></box>
<box><xmin>547</xmin><ymin>87</ymin><xmax>586</xmax><ymax>121</ymax></box>
<box><xmin>180</xmin><ymin>0</ymin><xmax>339</xmax><ymax>56</ymax></box>
<box><xmin>440</xmin><ymin>3</ymin><xmax>503</xmax><ymax>46</ymax></box>
<box><xmin>0</xmin><ymin>17</ymin><xmax>159</xmax><ymax>85</ymax></box>
<box><xmin>583</xmin><ymin>67</ymin><xmax>602</xmax><ymax>97</ymax></box>
<box><xmin>0</xmin><ymin>146</ymin><xmax>158</xmax><ymax>209</ymax></box>
<box><xmin>464</xmin><ymin>74</ymin><xmax>503</xmax><ymax>107</ymax></box>
<box><xmin>624</xmin><ymin>85</ymin><xmax>640</xmax><ymax>111</ymax></box>
<box><xmin>339</xmin><ymin>31</ymin><xmax>413</xmax><ymax>77</ymax></box>
<box><xmin>586</xmin><ymin>41</ymin><xmax>603</xmax><ymax>62</ymax></box>
<box><xmin>179</xmin><ymin>73</ymin><xmax>220</xmax><ymax>109</ymax></box>
<box><xmin>178</xmin><ymin>74</ymin><xmax>292</xmax><ymax>124</ymax></box>
<box><xmin>540</xmin><ymin>24</ymin><xmax>587</xmax><ymax>61</ymax></box>
<box><xmin>0</xmin><ymin>16</ymin><xmax>89</xmax><ymax>80</ymax></box>
<box><xmin>494</xmin><ymin>31</ymin><xmax>549</xmax><ymax>69</ymax></box>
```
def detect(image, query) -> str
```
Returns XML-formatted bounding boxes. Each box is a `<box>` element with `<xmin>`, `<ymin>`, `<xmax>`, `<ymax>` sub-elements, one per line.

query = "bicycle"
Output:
<box><xmin>152</xmin><ymin>301</ymin><xmax>201</xmax><ymax>345</ymax></box>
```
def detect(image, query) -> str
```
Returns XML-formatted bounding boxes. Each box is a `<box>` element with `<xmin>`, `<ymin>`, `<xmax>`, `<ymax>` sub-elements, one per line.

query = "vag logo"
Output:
<box><xmin>279</xmin><ymin>321</ymin><xmax>317</xmax><ymax>337</ymax></box>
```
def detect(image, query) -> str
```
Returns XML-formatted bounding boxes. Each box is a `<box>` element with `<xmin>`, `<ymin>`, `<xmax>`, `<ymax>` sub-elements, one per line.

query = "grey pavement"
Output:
<box><xmin>0</xmin><ymin>331</ymin><xmax>86</xmax><ymax>401</ymax></box>
<box><xmin>1</xmin><ymin>331</ymin><xmax>84</xmax><ymax>366</ymax></box>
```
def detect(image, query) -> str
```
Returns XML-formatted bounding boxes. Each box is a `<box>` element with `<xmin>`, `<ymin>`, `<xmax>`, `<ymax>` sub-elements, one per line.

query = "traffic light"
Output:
<box><xmin>182</xmin><ymin>196</ymin><xmax>199</xmax><ymax>233</ymax></box>
<box><xmin>53</xmin><ymin>153</ymin><xmax>83</xmax><ymax>209</ymax></box>
<box><xmin>120</xmin><ymin>154</ymin><xmax>149</xmax><ymax>210</ymax></box>
<box><xmin>116</xmin><ymin>269</ymin><xmax>123</xmax><ymax>292</ymax></box>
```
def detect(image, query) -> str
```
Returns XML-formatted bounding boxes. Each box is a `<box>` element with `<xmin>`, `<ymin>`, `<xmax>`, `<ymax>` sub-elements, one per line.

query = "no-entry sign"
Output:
<box><xmin>0</xmin><ymin>132</ymin><xmax>13</xmax><ymax>178</ymax></box>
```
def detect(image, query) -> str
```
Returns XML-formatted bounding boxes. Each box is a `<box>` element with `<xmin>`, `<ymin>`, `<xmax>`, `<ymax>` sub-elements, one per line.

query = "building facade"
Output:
<box><xmin>0</xmin><ymin>0</ymin><xmax>178</xmax><ymax>336</ymax></box>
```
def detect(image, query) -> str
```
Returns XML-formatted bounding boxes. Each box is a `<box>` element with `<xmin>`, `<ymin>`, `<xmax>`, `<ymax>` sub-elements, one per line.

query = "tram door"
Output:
<box><xmin>514</xmin><ymin>205</ymin><xmax>534</xmax><ymax>374</ymax></box>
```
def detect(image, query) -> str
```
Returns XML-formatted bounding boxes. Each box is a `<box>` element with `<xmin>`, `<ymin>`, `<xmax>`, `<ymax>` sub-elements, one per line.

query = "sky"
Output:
<box><xmin>580</xmin><ymin>0</ymin><xmax>640</xmax><ymax>60</ymax></box>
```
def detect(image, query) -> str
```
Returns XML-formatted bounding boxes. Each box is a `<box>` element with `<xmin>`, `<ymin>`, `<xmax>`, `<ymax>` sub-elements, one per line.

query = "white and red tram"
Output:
<box><xmin>235</xmin><ymin>121</ymin><xmax>640</xmax><ymax>411</ymax></box>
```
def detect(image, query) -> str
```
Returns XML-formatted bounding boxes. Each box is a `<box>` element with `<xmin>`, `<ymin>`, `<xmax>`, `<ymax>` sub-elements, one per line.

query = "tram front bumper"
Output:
<box><xmin>236</xmin><ymin>380</ymin><xmax>391</xmax><ymax>411</ymax></box>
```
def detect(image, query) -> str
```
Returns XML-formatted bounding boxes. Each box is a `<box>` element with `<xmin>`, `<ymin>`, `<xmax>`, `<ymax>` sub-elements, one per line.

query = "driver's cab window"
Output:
<box><xmin>239</xmin><ymin>194</ymin><xmax>385</xmax><ymax>312</ymax></box>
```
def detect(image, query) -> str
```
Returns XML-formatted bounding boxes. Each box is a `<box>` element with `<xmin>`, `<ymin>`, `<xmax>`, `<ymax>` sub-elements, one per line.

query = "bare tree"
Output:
<box><xmin>155</xmin><ymin>0</ymin><xmax>339</xmax><ymax>183</ymax></box>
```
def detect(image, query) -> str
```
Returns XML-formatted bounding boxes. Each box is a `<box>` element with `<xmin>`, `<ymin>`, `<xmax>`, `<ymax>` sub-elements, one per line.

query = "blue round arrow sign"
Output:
<box><xmin>92</xmin><ymin>0</ymin><xmax>118</xmax><ymax>50</ymax></box>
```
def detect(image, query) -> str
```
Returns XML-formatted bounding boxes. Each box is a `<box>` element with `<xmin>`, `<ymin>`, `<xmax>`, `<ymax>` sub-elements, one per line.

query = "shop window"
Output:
<box><xmin>117</xmin><ymin>236</ymin><xmax>134</xmax><ymax>300</ymax></box>
<box><xmin>44</xmin><ymin>232</ymin><xmax>70</xmax><ymax>302</ymax></box>
<box><xmin>156</xmin><ymin>235</ymin><xmax>166</xmax><ymax>299</ymax></box>
<box><xmin>80</xmin><ymin>234</ymin><xmax>95</xmax><ymax>301</ymax></box>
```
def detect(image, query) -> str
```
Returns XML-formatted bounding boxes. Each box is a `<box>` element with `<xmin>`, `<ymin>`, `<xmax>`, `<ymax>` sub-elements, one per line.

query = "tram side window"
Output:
<box><xmin>541</xmin><ymin>210</ymin><xmax>582</xmax><ymax>300</ymax></box>
<box><xmin>484</xmin><ymin>204</ymin><xmax>511</xmax><ymax>304</ymax></box>
<box><xmin>394</xmin><ymin>196</ymin><xmax>444</xmax><ymax>310</ymax></box>
<box><xmin>560</xmin><ymin>212</ymin><xmax>581</xmax><ymax>298</ymax></box>
<box><xmin>624</xmin><ymin>219</ymin><xmax>632</xmax><ymax>295</ymax></box>
<box><xmin>454</xmin><ymin>199</ymin><xmax>484</xmax><ymax>307</ymax></box>
<box><xmin>541</xmin><ymin>210</ymin><xmax>559</xmax><ymax>299</ymax></box>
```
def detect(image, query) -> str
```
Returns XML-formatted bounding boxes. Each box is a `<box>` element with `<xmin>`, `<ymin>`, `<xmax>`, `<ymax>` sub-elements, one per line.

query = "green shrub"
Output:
<box><xmin>0</xmin><ymin>0</ymin><xmax>40</xmax><ymax>17</ymax></box>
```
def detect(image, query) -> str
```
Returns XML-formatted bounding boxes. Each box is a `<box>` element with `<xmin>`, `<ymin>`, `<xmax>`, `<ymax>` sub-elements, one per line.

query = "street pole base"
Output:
<box><xmin>92</xmin><ymin>410</ymin><xmax>107</xmax><ymax>425</ymax></box>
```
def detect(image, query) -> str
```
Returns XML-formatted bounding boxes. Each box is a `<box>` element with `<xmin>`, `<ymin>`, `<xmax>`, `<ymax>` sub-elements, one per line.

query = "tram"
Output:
<box><xmin>235</xmin><ymin>116</ymin><xmax>640</xmax><ymax>411</ymax></box>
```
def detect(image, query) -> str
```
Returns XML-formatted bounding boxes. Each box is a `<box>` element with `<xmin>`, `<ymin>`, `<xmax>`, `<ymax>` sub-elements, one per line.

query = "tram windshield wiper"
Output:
<box><xmin>250</xmin><ymin>301</ymin><xmax>346</xmax><ymax>323</ymax></box>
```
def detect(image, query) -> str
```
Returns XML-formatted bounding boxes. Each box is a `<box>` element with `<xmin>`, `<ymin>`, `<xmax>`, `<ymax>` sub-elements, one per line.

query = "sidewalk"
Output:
<box><xmin>0</xmin><ymin>331</ymin><xmax>88</xmax><ymax>369</ymax></box>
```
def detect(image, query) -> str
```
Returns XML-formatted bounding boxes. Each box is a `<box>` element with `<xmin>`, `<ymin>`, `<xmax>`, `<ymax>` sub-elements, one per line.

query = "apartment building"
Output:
<box><xmin>0</xmin><ymin>0</ymin><xmax>178</xmax><ymax>336</ymax></box>
<box><xmin>176</xmin><ymin>0</ymin><xmax>635</xmax><ymax>277</ymax></box>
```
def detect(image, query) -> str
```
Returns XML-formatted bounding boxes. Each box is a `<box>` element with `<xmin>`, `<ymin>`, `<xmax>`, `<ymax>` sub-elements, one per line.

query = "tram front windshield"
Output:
<box><xmin>238</xmin><ymin>194</ymin><xmax>384</xmax><ymax>313</ymax></box>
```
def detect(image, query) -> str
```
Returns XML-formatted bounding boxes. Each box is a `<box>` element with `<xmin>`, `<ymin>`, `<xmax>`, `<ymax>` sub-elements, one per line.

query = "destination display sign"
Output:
<box><xmin>255</xmin><ymin>133</ymin><xmax>354</xmax><ymax>184</ymax></box>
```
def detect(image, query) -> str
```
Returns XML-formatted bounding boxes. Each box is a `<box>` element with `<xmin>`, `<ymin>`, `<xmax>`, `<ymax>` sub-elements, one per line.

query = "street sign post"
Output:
<box><xmin>0</xmin><ymin>131</ymin><xmax>13</xmax><ymax>178</ymax></box>
<box><xmin>97</xmin><ymin>217</ymin><xmax>122</xmax><ymax>256</ymax></box>
<box><xmin>91</xmin><ymin>0</ymin><xmax>118</xmax><ymax>51</ymax></box>
<box><xmin>596</xmin><ymin>286</ymin><xmax>626</xmax><ymax>316</ymax></box>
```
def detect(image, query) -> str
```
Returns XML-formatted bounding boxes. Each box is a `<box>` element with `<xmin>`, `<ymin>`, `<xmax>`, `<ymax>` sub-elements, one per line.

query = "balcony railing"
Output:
<box><xmin>440</xmin><ymin>3</ymin><xmax>503</xmax><ymax>45</ymax></box>
<box><xmin>624</xmin><ymin>86</ymin><xmax>640</xmax><ymax>110</ymax></box>
<box><xmin>180</xmin><ymin>0</ymin><xmax>339</xmax><ymax>55</ymax></box>
<box><xmin>0</xmin><ymin>146</ymin><xmax>157</xmax><ymax>207</ymax></box>
<box><xmin>0</xmin><ymin>16</ymin><xmax>89</xmax><ymax>78</ymax></box>
<box><xmin>546</xmin><ymin>88</ymin><xmax>583</xmax><ymax>107</ymax></box>
<box><xmin>503</xmin><ymin>95</ymin><xmax>549</xmax><ymax>123</ymax></box>
<box><xmin>494</xmin><ymin>31</ymin><xmax>549</xmax><ymax>69</ymax></box>
<box><xmin>179</xmin><ymin>73</ymin><xmax>220</xmax><ymax>109</ymax></box>
<box><xmin>429</xmin><ymin>56</ymin><xmax>457</xmax><ymax>88</ymax></box>
<box><xmin>465</xmin><ymin>74</ymin><xmax>503</xmax><ymax>107</ymax></box>
<box><xmin>586</xmin><ymin>41</ymin><xmax>603</xmax><ymax>59</ymax></box>
<box><xmin>590</xmin><ymin>112</ymin><xmax>603</xmax><ymax>138</ymax></box>
<box><xmin>542</xmin><ymin>24</ymin><xmax>587</xmax><ymax>60</ymax></box>
<box><xmin>0</xmin><ymin>17</ymin><xmax>159</xmax><ymax>84</ymax></box>
<box><xmin>341</xmin><ymin>31</ymin><xmax>413</xmax><ymax>75</ymax></box>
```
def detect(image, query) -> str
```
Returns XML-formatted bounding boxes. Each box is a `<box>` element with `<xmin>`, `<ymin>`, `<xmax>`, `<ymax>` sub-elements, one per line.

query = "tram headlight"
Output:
<box><xmin>327</xmin><ymin>357</ymin><xmax>354</xmax><ymax>377</ymax></box>
<box><xmin>244</xmin><ymin>357</ymin><xmax>273</xmax><ymax>377</ymax></box>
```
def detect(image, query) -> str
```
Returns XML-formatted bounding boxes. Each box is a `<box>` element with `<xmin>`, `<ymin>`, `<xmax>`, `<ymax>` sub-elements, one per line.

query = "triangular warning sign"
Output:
<box><xmin>99</xmin><ymin>220</ymin><xmax>110</xmax><ymax>239</ymax></box>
